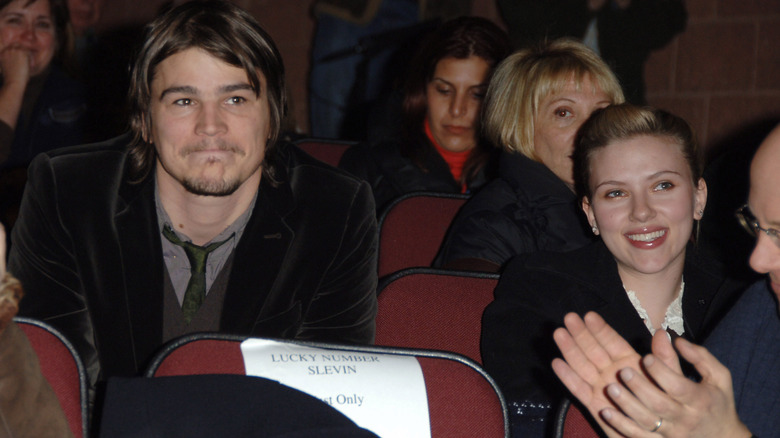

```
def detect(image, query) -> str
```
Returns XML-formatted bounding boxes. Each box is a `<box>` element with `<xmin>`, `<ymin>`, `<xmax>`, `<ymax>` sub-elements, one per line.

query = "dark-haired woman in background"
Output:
<box><xmin>339</xmin><ymin>16</ymin><xmax>510</xmax><ymax>213</ymax></box>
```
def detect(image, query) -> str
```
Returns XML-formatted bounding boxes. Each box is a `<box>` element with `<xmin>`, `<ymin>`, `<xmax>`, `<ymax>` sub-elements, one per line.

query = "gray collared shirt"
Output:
<box><xmin>155</xmin><ymin>182</ymin><xmax>257</xmax><ymax>306</ymax></box>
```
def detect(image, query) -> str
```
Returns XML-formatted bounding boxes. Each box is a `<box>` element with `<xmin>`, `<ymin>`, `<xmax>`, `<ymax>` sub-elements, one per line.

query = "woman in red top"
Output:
<box><xmin>339</xmin><ymin>16</ymin><xmax>510</xmax><ymax>213</ymax></box>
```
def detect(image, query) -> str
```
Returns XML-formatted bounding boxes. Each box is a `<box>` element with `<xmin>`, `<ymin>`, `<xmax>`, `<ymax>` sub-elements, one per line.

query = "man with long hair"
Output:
<box><xmin>9</xmin><ymin>0</ymin><xmax>378</xmax><ymax>394</ymax></box>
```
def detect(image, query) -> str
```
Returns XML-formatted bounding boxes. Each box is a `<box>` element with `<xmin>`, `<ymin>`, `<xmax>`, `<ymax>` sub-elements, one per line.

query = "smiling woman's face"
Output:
<box><xmin>582</xmin><ymin>134</ymin><xmax>707</xmax><ymax>280</ymax></box>
<box><xmin>0</xmin><ymin>0</ymin><xmax>56</xmax><ymax>76</ymax></box>
<box><xmin>425</xmin><ymin>55</ymin><xmax>490</xmax><ymax>153</ymax></box>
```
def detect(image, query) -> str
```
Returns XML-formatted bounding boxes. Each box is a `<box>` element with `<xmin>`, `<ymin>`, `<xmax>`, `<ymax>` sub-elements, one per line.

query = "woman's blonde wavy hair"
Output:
<box><xmin>482</xmin><ymin>38</ymin><xmax>624</xmax><ymax>160</ymax></box>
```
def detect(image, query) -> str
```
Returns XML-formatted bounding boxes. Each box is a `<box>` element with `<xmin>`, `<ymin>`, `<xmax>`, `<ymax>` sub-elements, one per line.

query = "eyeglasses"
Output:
<box><xmin>735</xmin><ymin>204</ymin><xmax>780</xmax><ymax>248</ymax></box>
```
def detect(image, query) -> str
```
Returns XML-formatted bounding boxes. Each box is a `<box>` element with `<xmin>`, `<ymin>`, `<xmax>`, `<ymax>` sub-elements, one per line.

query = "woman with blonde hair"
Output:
<box><xmin>435</xmin><ymin>38</ymin><xmax>624</xmax><ymax>271</ymax></box>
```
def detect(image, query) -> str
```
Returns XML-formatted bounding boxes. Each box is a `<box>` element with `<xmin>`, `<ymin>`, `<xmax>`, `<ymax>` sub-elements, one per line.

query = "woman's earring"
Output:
<box><xmin>591</xmin><ymin>225</ymin><xmax>599</xmax><ymax>235</ymax></box>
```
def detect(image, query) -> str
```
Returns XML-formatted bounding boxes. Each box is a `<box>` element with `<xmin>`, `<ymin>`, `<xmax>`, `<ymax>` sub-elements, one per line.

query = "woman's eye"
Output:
<box><xmin>654</xmin><ymin>181</ymin><xmax>674</xmax><ymax>191</ymax></box>
<box><xmin>35</xmin><ymin>20</ymin><xmax>52</xmax><ymax>30</ymax></box>
<box><xmin>605</xmin><ymin>190</ymin><xmax>624</xmax><ymax>198</ymax></box>
<box><xmin>554</xmin><ymin>108</ymin><xmax>572</xmax><ymax>118</ymax></box>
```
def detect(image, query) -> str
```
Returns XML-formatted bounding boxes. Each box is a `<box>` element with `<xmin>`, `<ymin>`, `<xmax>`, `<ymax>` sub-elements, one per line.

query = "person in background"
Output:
<box><xmin>0</xmin><ymin>0</ymin><xmax>87</xmax><ymax>238</ymax></box>
<box><xmin>483</xmin><ymin>104</ymin><xmax>742</xmax><ymax>436</ymax></box>
<box><xmin>66</xmin><ymin>0</ymin><xmax>103</xmax><ymax>67</ymax></box>
<box><xmin>339</xmin><ymin>16</ymin><xmax>510</xmax><ymax>213</ymax></box>
<box><xmin>497</xmin><ymin>0</ymin><xmax>686</xmax><ymax>104</ymax></box>
<box><xmin>552</xmin><ymin>123</ymin><xmax>780</xmax><ymax>438</ymax></box>
<box><xmin>67</xmin><ymin>0</ymin><xmax>101</xmax><ymax>37</ymax></box>
<box><xmin>0</xmin><ymin>0</ymin><xmax>85</xmax><ymax>168</ymax></box>
<box><xmin>10</xmin><ymin>0</ymin><xmax>378</xmax><ymax>399</ymax></box>
<box><xmin>435</xmin><ymin>39</ymin><xmax>623</xmax><ymax>272</ymax></box>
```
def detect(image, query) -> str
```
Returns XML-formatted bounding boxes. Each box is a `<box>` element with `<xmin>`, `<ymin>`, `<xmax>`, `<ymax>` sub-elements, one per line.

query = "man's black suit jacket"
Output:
<box><xmin>9</xmin><ymin>134</ymin><xmax>378</xmax><ymax>385</ymax></box>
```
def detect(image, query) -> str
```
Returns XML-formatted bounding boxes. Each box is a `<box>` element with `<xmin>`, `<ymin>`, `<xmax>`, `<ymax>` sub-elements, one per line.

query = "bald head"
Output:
<box><xmin>751</xmin><ymin>125</ymin><xmax>780</xmax><ymax>190</ymax></box>
<box><xmin>747</xmin><ymin>124</ymin><xmax>780</xmax><ymax>305</ymax></box>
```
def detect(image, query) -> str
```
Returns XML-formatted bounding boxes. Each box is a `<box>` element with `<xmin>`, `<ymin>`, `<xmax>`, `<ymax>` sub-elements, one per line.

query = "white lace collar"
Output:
<box><xmin>624</xmin><ymin>278</ymin><xmax>685</xmax><ymax>336</ymax></box>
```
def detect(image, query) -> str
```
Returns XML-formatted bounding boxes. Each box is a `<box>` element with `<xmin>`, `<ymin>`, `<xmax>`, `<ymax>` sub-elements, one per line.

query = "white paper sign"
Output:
<box><xmin>240</xmin><ymin>339</ymin><xmax>431</xmax><ymax>437</ymax></box>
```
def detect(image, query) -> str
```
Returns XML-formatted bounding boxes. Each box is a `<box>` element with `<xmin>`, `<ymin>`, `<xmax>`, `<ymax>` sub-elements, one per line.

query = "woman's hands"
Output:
<box><xmin>552</xmin><ymin>312</ymin><xmax>674</xmax><ymax>436</ymax></box>
<box><xmin>552</xmin><ymin>311</ymin><xmax>752</xmax><ymax>438</ymax></box>
<box><xmin>0</xmin><ymin>37</ymin><xmax>32</xmax><ymax>129</ymax></box>
<box><xmin>0</xmin><ymin>43</ymin><xmax>31</xmax><ymax>86</ymax></box>
<box><xmin>598</xmin><ymin>337</ymin><xmax>751</xmax><ymax>438</ymax></box>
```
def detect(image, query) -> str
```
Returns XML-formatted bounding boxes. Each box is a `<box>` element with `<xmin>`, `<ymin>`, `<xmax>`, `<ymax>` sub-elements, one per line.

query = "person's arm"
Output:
<box><xmin>0</xmin><ymin>44</ymin><xmax>30</xmax><ymax>129</ymax></box>
<box><xmin>0</xmin><ymin>43</ymin><xmax>32</xmax><ymax>162</ymax></box>
<box><xmin>553</xmin><ymin>311</ymin><xmax>752</xmax><ymax>438</ymax></box>
<box><xmin>297</xmin><ymin>180</ymin><xmax>378</xmax><ymax>344</ymax></box>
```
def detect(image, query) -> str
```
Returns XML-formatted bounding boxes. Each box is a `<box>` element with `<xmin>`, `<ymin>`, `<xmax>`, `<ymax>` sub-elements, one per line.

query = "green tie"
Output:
<box><xmin>162</xmin><ymin>225</ymin><xmax>232</xmax><ymax>324</ymax></box>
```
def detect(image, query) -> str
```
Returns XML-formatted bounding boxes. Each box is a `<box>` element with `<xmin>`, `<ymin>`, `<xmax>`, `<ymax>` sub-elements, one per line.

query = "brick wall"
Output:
<box><xmin>645</xmin><ymin>0</ymin><xmax>780</xmax><ymax>154</ymax></box>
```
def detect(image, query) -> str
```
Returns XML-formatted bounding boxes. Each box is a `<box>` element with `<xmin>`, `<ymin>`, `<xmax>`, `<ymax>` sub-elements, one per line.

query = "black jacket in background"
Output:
<box><xmin>339</xmin><ymin>137</ymin><xmax>496</xmax><ymax>213</ymax></box>
<box><xmin>435</xmin><ymin>151</ymin><xmax>595</xmax><ymax>269</ymax></box>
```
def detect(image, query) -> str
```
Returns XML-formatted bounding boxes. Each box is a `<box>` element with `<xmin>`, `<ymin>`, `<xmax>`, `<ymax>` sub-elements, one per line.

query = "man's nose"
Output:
<box><xmin>749</xmin><ymin>232</ymin><xmax>780</xmax><ymax>274</ymax></box>
<box><xmin>195</xmin><ymin>105</ymin><xmax>227</xmax><ymax>136</ymax></box>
